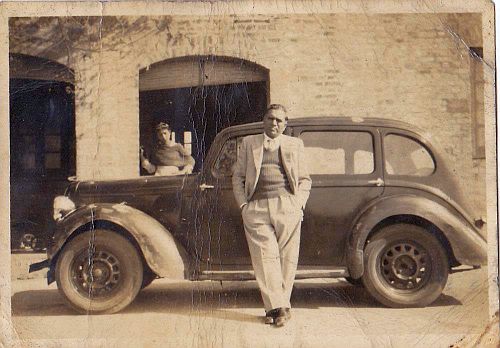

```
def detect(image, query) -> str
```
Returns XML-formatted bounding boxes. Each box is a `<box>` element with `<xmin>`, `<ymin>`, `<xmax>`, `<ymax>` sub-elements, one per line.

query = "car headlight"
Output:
<box><xmin>53</xmin><ymin>196</ymin><xmax>76</xmax><ymax>221</ymax></box>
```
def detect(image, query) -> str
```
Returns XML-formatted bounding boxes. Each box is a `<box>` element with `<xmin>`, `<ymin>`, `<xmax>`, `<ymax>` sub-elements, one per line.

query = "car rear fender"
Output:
<box><xmin>50</xmin><ymin>203</ymin><xmax>190</xmax><ymax>279</ymax></box>
<box><xmin>347</xmin><ymin>195</ymin><xmax>487</xmax><ymax>279</ymax></box>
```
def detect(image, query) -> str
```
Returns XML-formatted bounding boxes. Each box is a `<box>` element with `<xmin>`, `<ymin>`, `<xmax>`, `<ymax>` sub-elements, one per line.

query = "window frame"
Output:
<box><xmin>382</xmin><ymin>131</ymin><xmax>437</xmax><ymax>178</ymax></box>
<box><xmin>294</xmin><ymin>125</ymin><xmax>383</xmax><ymax>185</ymax></box>
<box><xmin>469</xmin><ymin>47</ymin><xmax>485</xmax><ymax>159</ymax></box>
<box><xmin>209</xmin><ymin>128</ymin><xmax>263</xmax><ymax>179</ymax></box>
<box><xmin>299</xmin><ymin>129</ymin><xmax>377</xmax><ymax>176</ymax></box>
<box><xmin>10</xmin><ymin>81</ymin><xmax>75</xmax><ymax>180</ymax></box>
<box><xmin>212</xmin><ymin>136</ymin><xmax>241</xmax><ymax>179</ymax></box>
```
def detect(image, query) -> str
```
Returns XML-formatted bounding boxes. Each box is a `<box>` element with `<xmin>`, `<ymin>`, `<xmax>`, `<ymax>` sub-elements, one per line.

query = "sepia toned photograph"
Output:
<box><xmin>1</xmin><ymin>1</ymin><xmax>498</xmax><ymax>347</ymax></box>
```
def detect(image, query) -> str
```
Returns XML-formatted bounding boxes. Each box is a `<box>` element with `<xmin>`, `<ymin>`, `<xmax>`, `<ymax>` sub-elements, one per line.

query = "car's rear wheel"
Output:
<box><xmin>55</xmin><ymin>229</ymin><xmax>143</xmax><ymax>314</ymax></box>
<box><xmin>362</xmin><ymin>223</ymin><xmax>449</xmax><ymax>308</ymax></box>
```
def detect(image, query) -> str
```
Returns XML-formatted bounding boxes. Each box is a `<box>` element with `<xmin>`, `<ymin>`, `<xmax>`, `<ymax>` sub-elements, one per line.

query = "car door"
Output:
<box><xmin>294</xmin><ymin>125</ymin><xmax>384</xmax><ymax>266</ymax></box>
<box><xmin>186</xmin><ymin>129</ymin><xmax>260</xmax><ymax>266</ymax></box>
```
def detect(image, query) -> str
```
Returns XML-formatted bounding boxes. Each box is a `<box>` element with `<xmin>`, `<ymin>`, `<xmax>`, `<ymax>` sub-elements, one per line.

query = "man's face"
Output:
<box><xmin>263</xmin><ymin>109</ymin><xmax>287</xmax><ymax>139</ymax></box>
<box><xmin>157</xmin><ymin>128</ymin><xmax>172</xmax><ymax>145</ymax></box>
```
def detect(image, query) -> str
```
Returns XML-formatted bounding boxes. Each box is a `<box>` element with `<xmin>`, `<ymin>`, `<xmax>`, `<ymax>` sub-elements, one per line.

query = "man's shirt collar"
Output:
<box><xmin>263</xmin><ymin>133</ymin><xmax>281</xmax><ymax>151</ymax></box>
<box><xmin>263</xmin><ymin>133</ymin><xmax>281</xmax><ymax>143</ymax></box>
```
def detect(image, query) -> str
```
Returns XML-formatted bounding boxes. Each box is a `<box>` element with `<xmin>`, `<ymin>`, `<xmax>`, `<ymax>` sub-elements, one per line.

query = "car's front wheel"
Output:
<box><xmin>55</xmin><ymin>229</ymin><xmax>143</xmax><ymax>314</ymax></box>
<box><xmin>362</xmin><ymin>224</ymin><xmax>449</xmax><ymax>307</ymax></box>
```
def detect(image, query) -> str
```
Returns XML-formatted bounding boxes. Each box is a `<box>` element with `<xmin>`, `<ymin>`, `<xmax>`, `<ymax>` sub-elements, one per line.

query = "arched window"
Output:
<box><xmin>138</xmin><ymin>56</ymin><xmax>269</xmax><ymax>174</ymax></box>
<box><xmin>9</xmin><ymin>54</ymin><xmax>75</xmax><ymax>250</ymax></box>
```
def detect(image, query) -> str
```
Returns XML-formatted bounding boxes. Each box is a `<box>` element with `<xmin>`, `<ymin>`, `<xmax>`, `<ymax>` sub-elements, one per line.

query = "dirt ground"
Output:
<box><xmin>8</xmin><ymin>253</ymin><xmax>496</xmax><ymax>348</ymax></box>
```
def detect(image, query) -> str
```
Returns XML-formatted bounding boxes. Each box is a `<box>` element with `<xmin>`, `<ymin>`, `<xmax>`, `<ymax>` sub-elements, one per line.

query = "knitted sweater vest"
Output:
<box><xmin>252</xmin><ymin>147</ymin><xmax>292</xmax><ymax>200</ymax></box>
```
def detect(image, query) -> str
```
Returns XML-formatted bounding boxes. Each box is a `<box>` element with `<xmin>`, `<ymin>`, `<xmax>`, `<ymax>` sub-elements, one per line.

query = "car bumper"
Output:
<box><xmin>29</xmin><ymin>259</ymin><xmax>49</xmax><ymax>273</ymax></box>
<box><xmin>29</xmin><ymin>259</ymin><xmax>55</xmax><ymax>284</ymax></box>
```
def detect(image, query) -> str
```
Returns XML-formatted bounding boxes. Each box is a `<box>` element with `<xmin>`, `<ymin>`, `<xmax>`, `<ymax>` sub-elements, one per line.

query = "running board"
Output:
<box><xmin>295</xmin><ymin>268</ymin><xmax>349</xmax><ymax>279</ymax></box>
<box><xmin>197</xmin><ymin>267</ymin><xmax>348</xmax><ymax>281</ymax></box>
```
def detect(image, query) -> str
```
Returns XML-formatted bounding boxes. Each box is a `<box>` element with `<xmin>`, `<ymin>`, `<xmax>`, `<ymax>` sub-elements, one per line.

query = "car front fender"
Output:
<box><xmin>49</xmin><ymin>203</ymin><xmax>190</xmax><ymax>279</ymax></box>
<box><xmin>347</xmin><ymin>195</ymin><xmax>487</xmax><ymax>279</ymax></box>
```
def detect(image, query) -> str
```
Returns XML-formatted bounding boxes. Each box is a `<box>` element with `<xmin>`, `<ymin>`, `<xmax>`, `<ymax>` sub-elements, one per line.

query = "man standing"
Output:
<box><xmin>232</xmin><ymin>104</ymin><xmax>311</xmax><ymax>327</ymax></box>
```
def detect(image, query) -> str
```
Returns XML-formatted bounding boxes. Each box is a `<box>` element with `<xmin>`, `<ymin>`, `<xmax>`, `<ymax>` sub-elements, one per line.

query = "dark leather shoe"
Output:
<box><xmin>274</xmin><ymin>308</ymin><xmax>288</xmax><ymax>327</ymax></box>
<box><xmin>265</xmin><ymin>308</ymin><xmax>279</xmax><ymax>324</ymax></box>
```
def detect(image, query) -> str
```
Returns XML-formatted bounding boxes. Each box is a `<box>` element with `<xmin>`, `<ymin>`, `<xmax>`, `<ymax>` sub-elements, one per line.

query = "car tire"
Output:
<box><xmin>55</xmin><ymin>229</ymin><xmax>143</xmax><ymax>314</ymax></box>
<box><xmin>362</xmin><ymin>223</ymin><xmax>449</xmax><ymax>308</ymax></box>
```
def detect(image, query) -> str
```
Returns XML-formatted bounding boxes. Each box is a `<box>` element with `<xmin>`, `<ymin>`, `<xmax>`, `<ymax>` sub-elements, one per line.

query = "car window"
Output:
<box><xmin>384</xmin><ymin>134</ymin><xmax>435</xmax><ymax>176</ymax></box>
<box><xmin>213</xmin><ymin>137</ymin><xmax>244</xmax><ymax>177</ymax></box>
<box><xmin>299</xmin><ymin>131</ymin><xmax>374</xmax><ymax>175</ymax></box>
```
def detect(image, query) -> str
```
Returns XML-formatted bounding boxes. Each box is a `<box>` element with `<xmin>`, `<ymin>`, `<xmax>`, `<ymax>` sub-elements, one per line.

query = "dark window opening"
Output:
<box><xmin>139</xmin><ymin>81</ymin><xmax>268</xmax><ymax>175</ymax></box>
<box><xmin>10</xmin><ymin>79</ymin><xmax>75</xmax><ymax>179</ymax></box>
<box><xmin>10</xmin><ymin>78</ymin><xmax>75</xmax><ymax>251</ymax></box>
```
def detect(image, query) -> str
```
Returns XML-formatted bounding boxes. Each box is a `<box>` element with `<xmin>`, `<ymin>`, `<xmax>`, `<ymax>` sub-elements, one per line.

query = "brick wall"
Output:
<box><xmin>10</xmin><ymin>13</ymin><xmax>486</xmax><ymax>216</ymax></box>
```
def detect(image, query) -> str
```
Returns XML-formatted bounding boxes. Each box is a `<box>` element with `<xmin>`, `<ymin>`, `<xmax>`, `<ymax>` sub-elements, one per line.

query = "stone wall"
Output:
<box><xmin>10</xmin><ymin>13</ymin><xmax>486</xmax><ymax>215</ymax></box>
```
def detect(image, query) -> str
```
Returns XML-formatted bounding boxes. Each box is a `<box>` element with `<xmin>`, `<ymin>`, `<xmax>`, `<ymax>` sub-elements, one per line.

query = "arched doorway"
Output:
<box><xmin>9</xmin><ymin>54</ymin><xmax>75</xmax><ymax>250</ymax></box>
<box><xmin>138</xmin><ymin>56</ymin><xmax>269</xmax><ymax>173</ymax></box>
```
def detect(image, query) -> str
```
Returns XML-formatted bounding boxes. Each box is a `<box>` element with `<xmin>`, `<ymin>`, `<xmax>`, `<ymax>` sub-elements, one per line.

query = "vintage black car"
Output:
<box><xmin>30</xmin><ymin>117</ymin><xmax>487</xmax><ymax>314</ymax></box>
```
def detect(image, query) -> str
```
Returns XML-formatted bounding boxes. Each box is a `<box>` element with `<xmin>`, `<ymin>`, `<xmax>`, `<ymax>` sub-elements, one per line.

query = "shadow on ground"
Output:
<box><xmin>11</xmin><ymin>279</ymin><xmax>461</xmax><ymax>321</ymax></box>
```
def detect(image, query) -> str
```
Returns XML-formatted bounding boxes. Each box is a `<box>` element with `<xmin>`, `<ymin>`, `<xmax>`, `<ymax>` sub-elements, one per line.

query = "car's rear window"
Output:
<box><xmin>299</xmin><ymin>131</ymin><xmax>374</xmax><ymax>175</ymax></box>
<box><xmin>384</xmin><ymin>134</ymin><xmax>435</xmax><ymax>176</ymax></box>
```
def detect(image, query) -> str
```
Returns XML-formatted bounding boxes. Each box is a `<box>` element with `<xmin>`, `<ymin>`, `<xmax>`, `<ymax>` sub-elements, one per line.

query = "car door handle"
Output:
<box><xmin>368</xmin><ymin>178</ymin><xmax>384</xmax><ymax>187</ymax></box>
<box><xmin>199</xmin><ymin>183</ymin><xmax>215</xmax><ymax>191</ymax></box>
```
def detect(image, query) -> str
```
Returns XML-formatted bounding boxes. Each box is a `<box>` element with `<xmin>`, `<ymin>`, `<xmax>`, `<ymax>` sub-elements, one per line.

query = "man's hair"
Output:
<box><xmin>155</xmin><ymin>122</ymin><xmax>172</xmax><ymax>131</ymax></box>
<box><xmin>264</xmin><ymin>104</ymin><xmax>288</xmax><ymax>121</ymax></box>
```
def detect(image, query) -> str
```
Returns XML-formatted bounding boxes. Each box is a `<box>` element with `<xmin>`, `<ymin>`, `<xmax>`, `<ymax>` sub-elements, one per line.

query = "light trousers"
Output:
<box><xmin>242</xmin><ymin>195</ymin><xmax>303</xmax><ymax>311</ymax></box>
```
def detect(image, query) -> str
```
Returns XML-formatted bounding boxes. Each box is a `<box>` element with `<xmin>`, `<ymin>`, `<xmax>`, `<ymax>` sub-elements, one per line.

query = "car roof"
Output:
<box><xmin>221</xmin><ymin>117</ymin><xmax>428</xmax><ymax>136</ymax></box>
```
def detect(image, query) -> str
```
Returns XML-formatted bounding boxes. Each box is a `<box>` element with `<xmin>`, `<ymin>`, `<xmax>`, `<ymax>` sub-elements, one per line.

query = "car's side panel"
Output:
<box><xmin>49</xmin><ymin>203</ymin><xmax>191</xmax><ymax>279</ymax></box>
<box><xmin>347</xmin><ymin>194</ymin><xmax>487</xmax><ymax>278</ymax></box>
<box><xmin>294</xmin><ymin>125</ymin><xmax>384</xmax><ymax>265</ymax></box>
<box><xmin>301</xmin><ymin>184</ymin><xmax>383</xmax><ymax>266</ymax></box>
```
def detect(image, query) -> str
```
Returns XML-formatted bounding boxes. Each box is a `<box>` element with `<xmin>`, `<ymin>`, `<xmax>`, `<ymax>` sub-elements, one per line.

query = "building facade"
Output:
<box><xmin>9</xmin><ymin>12</ymin><xmax>487</xmax><ymax>217</ymax></box>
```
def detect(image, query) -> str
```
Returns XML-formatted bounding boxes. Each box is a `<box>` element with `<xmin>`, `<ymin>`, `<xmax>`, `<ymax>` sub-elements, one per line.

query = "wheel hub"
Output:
<box><xmin>72</xmin><ymin>250</ymin><xmax>122</xmax><ymax>297</ymax></box>
<box><xmin>380</xmin><ymin>242</ymin><xmax>429</xmax><ymax>290</ymax></box>
<box><xmin>90</xmin><ymin>261</ymin><xmax>112</xmax><ymax>285</ymax></box>
<box><xmin>393</xmin><ymin>255</ymin><xmax>417</xmax><ymax>279</ymax></box>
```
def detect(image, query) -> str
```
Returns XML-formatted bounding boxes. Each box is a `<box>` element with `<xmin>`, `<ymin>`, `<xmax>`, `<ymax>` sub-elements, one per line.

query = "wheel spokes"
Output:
<box><xmin>71</xmin><ymin>248</ymin><xmax>122</xmax><ymax>298</ymax></box>
<box><xmin>380</xmin><ymin>241</ymin><xmax>430</xmax><ymax>291</ymax></box>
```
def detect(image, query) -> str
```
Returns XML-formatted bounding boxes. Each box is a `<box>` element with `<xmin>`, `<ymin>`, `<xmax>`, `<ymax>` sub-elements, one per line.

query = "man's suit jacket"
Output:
<box><xmin>232</xmin><ymin>133</ymin><xmax>312</xmax><ymax>209</ymax></box>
